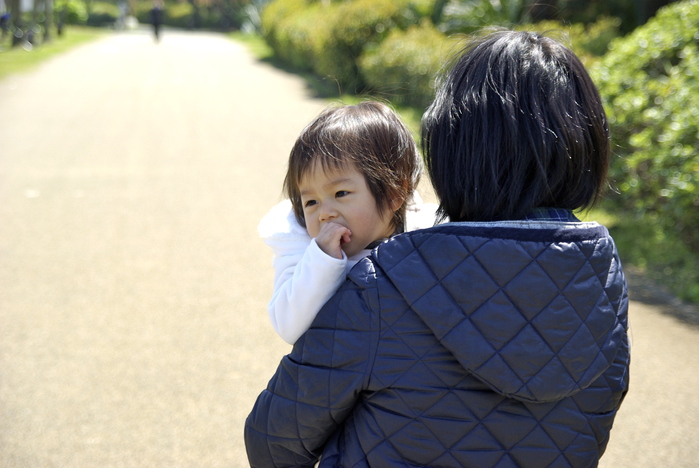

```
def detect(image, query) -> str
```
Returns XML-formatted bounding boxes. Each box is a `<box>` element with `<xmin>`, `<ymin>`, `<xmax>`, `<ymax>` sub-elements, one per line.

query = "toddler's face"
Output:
<box><xmin>299</xmin><ymin>163</ymin><xmax>395</xmax><ymax>258</ymax></box>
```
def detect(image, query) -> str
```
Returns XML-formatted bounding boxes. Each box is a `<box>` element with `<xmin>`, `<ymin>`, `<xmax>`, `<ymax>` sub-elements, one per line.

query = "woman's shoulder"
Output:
<box><xmin>361</xmin><ymin>220</ymin><xmax>615</xmax><ymax>277</ymax></box>
<box><xmin>347</xmin><ymin>219</ymin><xmax>617</xmax><ymax>291</ymax></box>
<box><xmin>406</xmin><ymin>219</ymin><xmax>609</xmax><ymax>242</ymax></box>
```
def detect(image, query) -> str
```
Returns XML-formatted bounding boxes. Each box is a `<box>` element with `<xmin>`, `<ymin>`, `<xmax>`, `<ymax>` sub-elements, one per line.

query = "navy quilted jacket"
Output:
<box><xmin>245</xmin><ymin>221</ymin><xmax>630</xmax><ymax>467</ymax></box>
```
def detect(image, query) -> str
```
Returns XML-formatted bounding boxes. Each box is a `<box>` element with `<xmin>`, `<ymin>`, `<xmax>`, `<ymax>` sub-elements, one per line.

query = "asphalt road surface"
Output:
<box><xmin>1</xmin><ymin>29</ymin><xmax>697</xmax><ymax>467</ymax></box>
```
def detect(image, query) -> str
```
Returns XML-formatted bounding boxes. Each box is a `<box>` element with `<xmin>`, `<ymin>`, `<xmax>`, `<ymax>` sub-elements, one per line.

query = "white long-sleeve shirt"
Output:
<box><xmin>258</xmin><ymin>197</ymin><xmax>438</xmax><ymax>344</ymax></box>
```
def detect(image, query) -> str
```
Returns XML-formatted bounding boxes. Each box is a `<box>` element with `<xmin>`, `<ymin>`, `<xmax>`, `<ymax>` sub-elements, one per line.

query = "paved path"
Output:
<box><xmin>0</xmin><ymin>29</ymin><xmax>697</xmax><ymax>467</ymax></box>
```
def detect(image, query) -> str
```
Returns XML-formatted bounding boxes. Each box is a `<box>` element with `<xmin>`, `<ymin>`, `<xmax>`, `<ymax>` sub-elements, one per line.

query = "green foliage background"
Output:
<box><xmin>591</xmin><ymin>2</ymin><xmax>699</xmax><ymax>246</ymax></box>
<box><xmin>590</xmin><ymin>1</ymin><xmax>699</xmax><ymax>302</ymax></box>
<box><xmin>261</xmin><ymin>0</ymin><xmax>430</xmax><ymax>92</ymax></box>
<box><xmin>259</xmin><ymin>0</ymin><xmax>699</xmax><ymax>303</ymax></box>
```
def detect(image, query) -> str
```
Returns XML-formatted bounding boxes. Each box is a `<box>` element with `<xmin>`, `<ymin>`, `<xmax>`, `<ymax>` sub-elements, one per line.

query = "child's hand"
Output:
<box><xmin>315</xmin><ymin>222</ymin><xmax>351</xmax><ymax>259</ymax></box>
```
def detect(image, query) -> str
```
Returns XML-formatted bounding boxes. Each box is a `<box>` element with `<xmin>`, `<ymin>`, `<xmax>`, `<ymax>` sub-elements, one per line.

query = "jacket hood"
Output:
<box><xmin>371</xmin><ymin>221</ymin><xmax>627</xmax><ymax>403</ymax></box>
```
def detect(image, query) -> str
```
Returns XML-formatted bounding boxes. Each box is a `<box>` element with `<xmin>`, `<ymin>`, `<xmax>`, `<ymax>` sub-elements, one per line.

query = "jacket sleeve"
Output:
<box><xmin>258</xmin><ymin>200</ymin><xmax>348</xmax><ymax>344</ymax></box>
<box><xmin>268</xmin><ymin>239</ymin><xmax>348</xmax><ymax>344</ymax></box>
<box><xmin>245</xmin><ymin>264</ymin><xmax>380</xmax><ymax>467</ymax></box>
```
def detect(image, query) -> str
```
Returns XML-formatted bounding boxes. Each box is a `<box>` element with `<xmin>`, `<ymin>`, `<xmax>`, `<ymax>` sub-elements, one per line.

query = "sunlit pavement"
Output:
<box><xmin>0</xmin><ymin>28</ymin><xmax>697</xmax><ymax>467</ymax></box>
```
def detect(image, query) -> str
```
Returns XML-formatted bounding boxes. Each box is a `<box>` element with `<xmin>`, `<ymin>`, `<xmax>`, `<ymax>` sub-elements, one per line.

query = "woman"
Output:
<box><xmin>245</xmin><ymin>30</ymin><xmax>630</xmax><ymax>467</ymax></box>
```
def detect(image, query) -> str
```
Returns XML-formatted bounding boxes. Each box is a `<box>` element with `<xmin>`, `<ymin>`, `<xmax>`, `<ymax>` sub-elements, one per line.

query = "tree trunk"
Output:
<box><xmin>44</xmin><ymin>0</ymin><xmax>53</xmax><ymax>42</ymax></box>
<box><xmin>188</xmin><ymin>0</ymin><xmax>201</xmax><ymax>29</ymax></box>
<box><xmin>7</xmin><ymin>0</ymin><xmax>22</xmax><ymax>46</ymax></box>
<box><xmin>6</xmin><ymin>0</ymin><xmax>21</xmax><ymax>29</ymax></box>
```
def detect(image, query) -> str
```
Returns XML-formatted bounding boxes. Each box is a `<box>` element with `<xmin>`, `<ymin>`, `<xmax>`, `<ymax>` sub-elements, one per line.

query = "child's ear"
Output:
<box><xmin>389</xmin><ymin>197</ymin><xmax>403</xmax><ymax>212</ymax></box>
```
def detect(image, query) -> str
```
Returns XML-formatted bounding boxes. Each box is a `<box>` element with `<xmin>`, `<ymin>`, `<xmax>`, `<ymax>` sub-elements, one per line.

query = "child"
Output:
<box><xmin>258</xmin><ymin>101</ymin><xmax>435</xmax><ymax>344</ymax></box>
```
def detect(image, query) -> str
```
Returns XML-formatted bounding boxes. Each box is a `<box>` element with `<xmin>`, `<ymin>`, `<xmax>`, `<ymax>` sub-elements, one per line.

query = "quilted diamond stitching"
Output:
<box><xmin>467</xmin><ymin>290</ymin><xmax>529</xmax><ymax>349</ymax></box>
<box><xmin>363</xmin><ymin>228</ymin><xmax>624</xmax><ymax>465</ymax></box>
<box><xmin>372</xmin><ymin>260</ymin><xmax>515</xmax><ymax>465</ymax></box>
<box><xmin>500</xmin><ymin>259</ymin><xmax>562</xmax><ymax>321</ymax></box>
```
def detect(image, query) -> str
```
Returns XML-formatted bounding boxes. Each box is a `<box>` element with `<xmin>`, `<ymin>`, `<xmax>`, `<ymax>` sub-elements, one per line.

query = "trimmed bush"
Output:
<box><xmin>261</xmin><ymin>0</ymin><xmax>425</xmax><ymax>92</ymax></box>
<box><xmin>516</xmin><ymin>17</ymin><xmax>621</xmax><ymax>64</ymax></box>
<box><xmin>590</xmin><ymin>0</ymin><xmax>699</xmax><ymax>253</ymax></box>
<box><xmin>360</xmin><ymin>20</ymin><xmax>459</xmax><ymax>107</ymax></box>
<box><xmin>134</xmin><ymin>1</ymin><xmax>232</xmax><ymax>30</ymax></box>
<box><xmin>357</xmin><ymin>16</ymin><xmax>621</xmax><ymax>109</ymax></box>
<box><xmin>439</xmin><ymin>0</ymin><xmax>530</xmax><ymax>34</ymax></box>
<box><xmin>316</xmin><ymin>0</ymin><xmax>421</xmax><ymax>90</ymax></box>
<box><xmin>261</xmin><ymin>0</ymin><xmax>317</xmax><ymax>70</ymax></box>
<box><xmin>55</xmin><ymin>0</ymin><xmax>88</xmax><ymax>25</ymax></box>
<box><xmin>159</xmin><ymin>2</ymin><xmax>196</xmax><ymax>29</ymax></box>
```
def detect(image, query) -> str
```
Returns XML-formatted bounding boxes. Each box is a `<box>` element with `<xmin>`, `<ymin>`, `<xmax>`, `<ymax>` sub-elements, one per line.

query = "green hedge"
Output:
<box><xmin>261</xmin><ymin>0</ymin><xmax>624</xmax><ymax>106</ymax></box>
<box><xmin>55</xmin><ymin>0</ymin><xmax>88</xmax><ymax>25</ymax></box>
<box><xmin>258</xmin><ymin>0</ymin><xmax>698</xmax><ymax>302</ymax></box>
<box><xmin>261</xmin><ymin>0</ymin><xmax>317</xmax><ymax>70</ymax></box>
<box><xmin>87</xmin><ymin>2</ymin><xmax>120</xmax><ymax>27</ymax></box>
<box><xmin>359</xmin><ymin>20</ymin><xmax>458</xmax><ymax>107</ymax></box>
<box><xmin>320</xmin><ymin>0</ymin><xmax>421</xmax><ymax>91</ymax></box>
<box><xmin>358</xmin><ymin>16</ymin><xmax>621</xmax><ymax>109</ymax></box>
<box><xmin>516</xmin><ymin>17</ymin><xmax>621</xmax><ymax>64</ymax></box>
<box><xmin>590</xmin><ymin>0</ymin><xmax>699</xmax><ymax>252</ymax></box>
<box><xmin>131</xmin><ymin>1</ymin><xmax>243</xmax><ymax>30</ymax></box>
<box><xmin>261</xmin><ymin>0</ymin><xmax>428</xmax><ymax>92</ymax></box>
<box><xmin>135</xmin><ymin>2</ymin><xmax>197</xmax><ymax>29</ymax></box>
<box><xmin>589</xmin><ymin>0</ymin><xmax>699</xmax><ymax>302</ymax></box>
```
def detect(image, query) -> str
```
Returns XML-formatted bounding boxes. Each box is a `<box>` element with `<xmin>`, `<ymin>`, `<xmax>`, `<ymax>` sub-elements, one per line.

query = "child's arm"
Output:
<box><xmin>268</xmin><ymin>239</ymin><xmax>347</xmax><ymax>344</ymax></box>
<box><xmin>259</xmin><ymin>200</ymin><xmax>348</xmax><ymax>344</ymax></box>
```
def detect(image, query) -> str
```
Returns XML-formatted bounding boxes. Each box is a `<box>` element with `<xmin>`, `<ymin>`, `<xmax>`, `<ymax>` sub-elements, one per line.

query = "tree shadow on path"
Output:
<box><xmin>626</xmin><ymin>266</ymin><xmax>699</xmax><ymax>327</ymax></box>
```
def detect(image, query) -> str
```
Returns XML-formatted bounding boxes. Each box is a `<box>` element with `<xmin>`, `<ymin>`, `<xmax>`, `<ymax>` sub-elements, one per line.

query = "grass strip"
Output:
<box><xmin>0</xmin><ymin>26</ymin><xmax>107</xmax><ymax>81</ymax></box>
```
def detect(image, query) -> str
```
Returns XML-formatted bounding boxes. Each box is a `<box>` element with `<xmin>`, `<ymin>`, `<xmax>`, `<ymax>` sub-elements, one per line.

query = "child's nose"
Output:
<box><xmin>319</xmin><ymin>203</ymin><xmax>338</xmax><ymax>222</ymax></box>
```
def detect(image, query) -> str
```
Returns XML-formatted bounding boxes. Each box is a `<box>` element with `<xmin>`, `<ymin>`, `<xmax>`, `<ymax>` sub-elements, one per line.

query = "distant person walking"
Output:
<box><xmin>151</xmin><ymin>0</ymin><xmax>164</xmax><ymax>42</ymax></box>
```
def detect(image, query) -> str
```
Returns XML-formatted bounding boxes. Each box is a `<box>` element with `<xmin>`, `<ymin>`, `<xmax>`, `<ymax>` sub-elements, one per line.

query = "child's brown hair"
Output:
<box><xmin>284</xmin><ymin>101</ymin><xmax>421</xmax><ymax>233</ymax></box>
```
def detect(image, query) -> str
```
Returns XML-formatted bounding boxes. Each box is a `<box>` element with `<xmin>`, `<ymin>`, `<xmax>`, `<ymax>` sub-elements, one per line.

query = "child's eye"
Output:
<box><xmin>335</xmin><ymin>191</ymin><xmax>350</xmax><ymax>198</ymax></box>
<box><xmin>304</xmin><ymin>199</ymin><xmax>317</xmax><ymax>208</ymax></box>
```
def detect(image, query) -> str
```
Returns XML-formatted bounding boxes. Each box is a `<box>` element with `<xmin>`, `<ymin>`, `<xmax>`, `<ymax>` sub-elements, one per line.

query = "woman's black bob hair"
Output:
<box><xmin>422</xmin><ymin>29</ymin><xmax>610</xmax><ymax>222</ymax></box>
